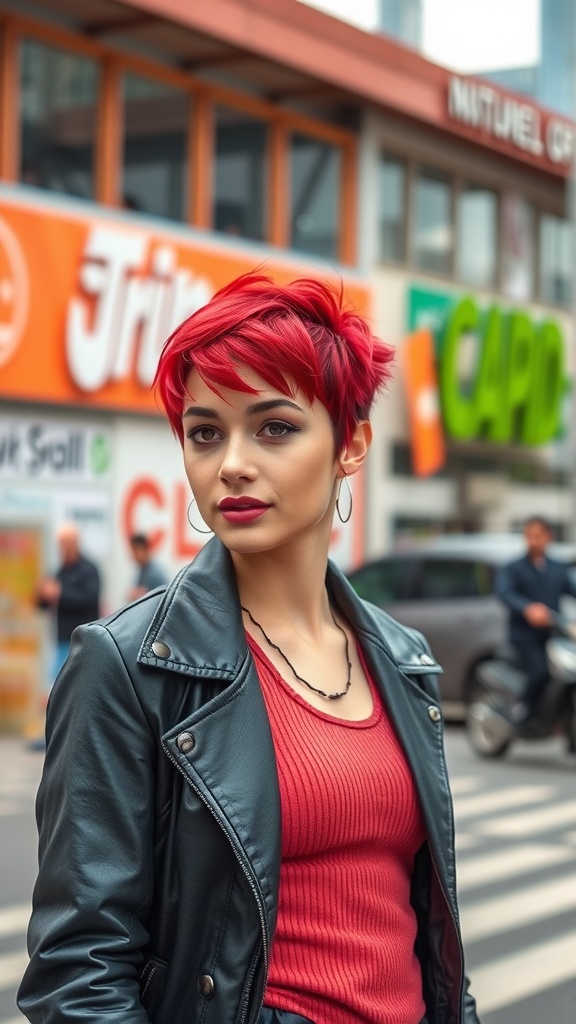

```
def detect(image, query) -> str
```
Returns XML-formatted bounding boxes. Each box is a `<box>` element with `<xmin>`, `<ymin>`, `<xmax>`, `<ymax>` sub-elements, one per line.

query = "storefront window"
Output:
<box><xmin>378</xmin><ymin>154</ymin><xmax>406</xmax><ymax>261</ymax></box>
<box><xmin>540</xmin><ymin>213</ymin><xmax>572</xmax><ymax>307</ymax></box>
<box><xmin>290</xmin><ymin>134</ymin><xmax>341</xmax><ymax>259</ymax></box>
<box><xmin>502</xmin><ymin>194</ymin><xmax>535</xmax><ymax>301</ymax></box>
<box><xmin>19</xmin><ymin>39</ymin><xmax>98</xmax><ymax>198</ymax></box>
<box><xmin>412</xmin><ymin>170</ymin><xmax>453</xmax><ymax>274</ymax></box>
<box><xmin>214</xmin><ymin>107</ymin><xmax>267</xmax><ymax>240</ymax></box>
<box><xmin>122</xmin><ymin>74</ymin><xmax>189</xmax><ymax>220</ymax></box>
<box><xmin>456</xmin><ymin>185</ymin><xmax>497</xmax><ymax>289</ymax></box>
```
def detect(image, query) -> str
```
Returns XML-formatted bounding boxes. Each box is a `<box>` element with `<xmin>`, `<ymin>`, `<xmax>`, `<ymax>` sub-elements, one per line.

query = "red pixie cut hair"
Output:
<box><xmin>155</xmin><ymin>273</ymin><xmax>394</xmax><ymax>452</ymax></box>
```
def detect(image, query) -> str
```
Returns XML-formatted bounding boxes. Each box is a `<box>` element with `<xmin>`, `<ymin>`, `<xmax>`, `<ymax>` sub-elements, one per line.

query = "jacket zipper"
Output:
<box><xmin>237</xmin><ymin>941</ymin><xmax>262</xmax><ymax>1024</ymax></box>
<box><xmin>140</xmin><ymin>960</ymin><xmax>158</xmax><ymax>1000</ymax></box>
<box><xmin>162</xmin><ymin>743</ymin><xmax>269</xmax><ymax>1017</ymax></box>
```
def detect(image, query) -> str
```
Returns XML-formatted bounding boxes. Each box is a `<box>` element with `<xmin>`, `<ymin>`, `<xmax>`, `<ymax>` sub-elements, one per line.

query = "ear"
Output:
<box><xmin>337</xmin><ymin>421</ymin><xmax>372</xmax><ymax>479</ymax></box>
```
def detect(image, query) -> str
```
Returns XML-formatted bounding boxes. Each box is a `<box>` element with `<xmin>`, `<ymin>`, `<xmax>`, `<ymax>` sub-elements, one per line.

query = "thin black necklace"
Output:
<box><xmin>241</xmin><ymin>605</ymin><xmax>352</xmax><ymax>701</ymax></box>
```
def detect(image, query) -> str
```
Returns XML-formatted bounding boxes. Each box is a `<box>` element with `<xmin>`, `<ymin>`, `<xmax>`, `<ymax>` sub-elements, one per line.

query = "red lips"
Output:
<box><xmin>217</xmin><ymin>497</ymin><xmax>271</xmax><ymax>524</ymax></box>
<box><xmin>218</xmin><ymin>497</ymin><xmax>270</xmax><ymax>510</ymax></box>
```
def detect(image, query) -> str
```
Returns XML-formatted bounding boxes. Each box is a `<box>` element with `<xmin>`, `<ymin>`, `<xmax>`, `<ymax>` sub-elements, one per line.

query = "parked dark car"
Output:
<box><xmin>347</xmin><ymin>534</ymin><xmax>576</xmax><ymax>718</ymax></box>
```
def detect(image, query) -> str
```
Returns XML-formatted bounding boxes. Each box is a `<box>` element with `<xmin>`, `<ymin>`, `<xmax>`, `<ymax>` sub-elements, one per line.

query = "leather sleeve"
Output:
<box><xmin>464</xmin><ymin>975</ymin><xmax>482</xmax><ymax>1023</ymax></box>
<box><xmin>18</xmin><ymin>623</ymin><xmax>156</xmax><ymax>1024</ymax></box>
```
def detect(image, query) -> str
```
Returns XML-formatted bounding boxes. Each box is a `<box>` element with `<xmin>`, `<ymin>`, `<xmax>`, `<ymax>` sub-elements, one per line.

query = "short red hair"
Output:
<box><xmin>154</xmin><ymin>272</ymin><xmax>394</xmax><ymax>452</ymax></box>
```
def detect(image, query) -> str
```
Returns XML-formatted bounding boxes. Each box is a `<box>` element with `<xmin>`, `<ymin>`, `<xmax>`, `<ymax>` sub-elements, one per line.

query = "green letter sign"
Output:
<box><xmin>438</xmin><ymin>297</ymin><xmax>566</xmax><ymax>446</ymax></box>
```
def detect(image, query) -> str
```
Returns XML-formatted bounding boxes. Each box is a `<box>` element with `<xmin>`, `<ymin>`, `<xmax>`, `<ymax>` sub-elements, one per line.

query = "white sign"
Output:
<box><xmin>448</xmin><ymin>76</ymin><xmax>575</xmax><ymax>167</ymax></box>
<box><xmin>66</xmin><ymin>227</ymin><xmax>213</xmax><ymax>393</ymax></box>
<box><xmin>0</xmin><ymin>415</ymin><xmax>112</xmax><ymax>482</ymax></box>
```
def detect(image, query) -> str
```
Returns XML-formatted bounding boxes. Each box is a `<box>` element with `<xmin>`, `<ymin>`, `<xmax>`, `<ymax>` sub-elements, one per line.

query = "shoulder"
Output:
<box><xmin>503</xmin><ymin>556</ymin><xmax>527</xmax><ymax>573</ymax></box>
<box><xmin>364</xmin><ymin>600</ymin><xmax>435</xmax><ymax>662</ymax></box>
<box><xmin>79</xmin><ymin>555</ymin><xmax>100</xmax><ymax>575</ymax></box>
<box><xmin>547</xmin><ymin>556</ymin><xmax>568</xmax><ymax>570</ymax></box>
<box><xmin>95</xmin><ymin>587</ymin><xmax>167</xmax><ymax>661</ymax></box>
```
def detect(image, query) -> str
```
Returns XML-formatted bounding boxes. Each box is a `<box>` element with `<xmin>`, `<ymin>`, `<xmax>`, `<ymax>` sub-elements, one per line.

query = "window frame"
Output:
<box><xmin>376</xmin><ymin>150</ymin><xmax>408</xmax><ymax>265</ymax></box>
<box><xmin>0</xmin><ymin>9</ymin><xmax>357</xmax><ymax>264</ymax></box>
<box><xmin>410</xmin><ymin>164</ymin><xmax>455</xmax><ymax>278</ymax></box>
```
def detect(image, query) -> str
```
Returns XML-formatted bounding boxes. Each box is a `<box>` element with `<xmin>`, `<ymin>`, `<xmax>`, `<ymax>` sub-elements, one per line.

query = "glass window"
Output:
<box><xmin>412</xmin><ymin>169</ymin><xmax>453</xmax><ymax>274</ymax></box>
<box><xmin>213</xmin><ymin>107</ymin><xmax>267</xmax><ymax>241</ymax></box>
<box><xmin>502</xmin><ymin>194</ymin><xmax>535</xmax><ymax>301</ymax></box>
<box><xmin>415</xmin><ymin>559</ymin><xmax>491</xmax><ymax>600</ymax></box>
<box><xmin>122</xmin><ymin>74</ymin><xmax>189</xmax><ymax>220</ymax></box>
<box><xmin>347</xmin><ymin>558</ymin><xmax>415</xmax><ymax>605</ymax></box>
<box><xmin>378</xmin><ymin>154</ymin><xmax>406</xmax><ymax>261</ymax></box>
<box><xmin>456</xmin><ymin>184</ymin><xmax>498</xmax><ymax>288</ymax></box>
<box><xmin>290</xmin><ymin>134</ymin><xmax>341</xmax><ymax>259</ymax></box>
<box><xmin>19</xmin><ymin>39</ymin><xmax>99</xmax><ymax>198</ymax></box>
<box><xmin>540</xmin><ymin>213</ymin><xmax>572</xmax><ymax>307</ymax></box>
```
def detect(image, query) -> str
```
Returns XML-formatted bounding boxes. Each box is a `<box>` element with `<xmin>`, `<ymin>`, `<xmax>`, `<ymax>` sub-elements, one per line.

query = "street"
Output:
<box><xmin>0</xmin><ymin>727</ymin><xmax>575</xmax><ymax>1024</ymax></box>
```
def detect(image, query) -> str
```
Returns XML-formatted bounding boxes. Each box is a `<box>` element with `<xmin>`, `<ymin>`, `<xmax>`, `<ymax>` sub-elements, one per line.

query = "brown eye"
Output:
<box><xmin>189</xmin><ymin>426</ymin><xmax>220</xmax><ymax>444</ymax></box>
<box><xmin>259</xmin><ymin>421</ymin><xmax>298</xmax><ymax>438</ymax></box>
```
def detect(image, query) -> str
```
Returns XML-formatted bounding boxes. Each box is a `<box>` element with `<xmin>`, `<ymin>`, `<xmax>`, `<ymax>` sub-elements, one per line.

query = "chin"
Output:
<box><xmin>213</xmin><ymin>523</ymin><xmax>290</xmax><ymax>556</ymax></box>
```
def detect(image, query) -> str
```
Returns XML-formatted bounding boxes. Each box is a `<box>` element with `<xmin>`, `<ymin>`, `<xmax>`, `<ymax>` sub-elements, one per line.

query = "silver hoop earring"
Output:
<box><xmin>336</xmin><ymin>476</ymin><xmax>353</xmax><ymax>524</ymax></box>
<box><xmin>187</xmin><ymin>498</ymin><xmax>213</xmax><ymax>534</ymax></box>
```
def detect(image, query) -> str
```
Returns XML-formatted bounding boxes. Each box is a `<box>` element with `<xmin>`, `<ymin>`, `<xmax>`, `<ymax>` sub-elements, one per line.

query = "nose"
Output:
<box><xmin>218</xmin><ymin>433</ymin><xmax>257</xmax><ymax>484</ymax></box>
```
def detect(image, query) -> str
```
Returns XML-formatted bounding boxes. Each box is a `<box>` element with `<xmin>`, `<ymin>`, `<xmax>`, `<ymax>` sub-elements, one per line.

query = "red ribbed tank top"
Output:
<box><xmin>247</xmin><ymin>634</ymin><xmax>426</xmax><ymax>1024</ymax></box>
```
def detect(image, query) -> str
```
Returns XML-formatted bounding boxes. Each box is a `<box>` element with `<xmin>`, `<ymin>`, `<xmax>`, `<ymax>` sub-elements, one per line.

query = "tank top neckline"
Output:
<box><xmin>245</xmin><ymin>631</ymin><xmax>383</xmax><ymax>729</ymax></box>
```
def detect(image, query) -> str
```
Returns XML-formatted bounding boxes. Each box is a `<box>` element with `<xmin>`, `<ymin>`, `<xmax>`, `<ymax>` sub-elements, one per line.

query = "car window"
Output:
<box><xmin>414</xmin><ymin>559</ymin><xmax>492</xmax><ymax>600</ymax></box>
<box><xmin>348</xmin><ymin>558</ymin><xmax>414</xmax><ymax>604</ymax></box>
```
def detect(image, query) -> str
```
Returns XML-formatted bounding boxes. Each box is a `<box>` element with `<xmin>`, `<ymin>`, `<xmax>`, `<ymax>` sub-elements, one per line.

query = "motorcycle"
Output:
<box><xmin>466</xmin><ymin>615</ymin><xmax>576</xmax><ymax>758</ymax></box>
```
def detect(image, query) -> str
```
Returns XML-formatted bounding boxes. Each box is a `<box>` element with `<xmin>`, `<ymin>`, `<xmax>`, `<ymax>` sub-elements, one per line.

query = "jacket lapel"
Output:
<box><xmin>328</xmin><ymin>567</ymin><xmax>460</xmax><ymax>921</ymax></box>
<box><xmin>138</xmin><ymin>538</ymin><xmax>281</xmax><ymax>942</ymax></box>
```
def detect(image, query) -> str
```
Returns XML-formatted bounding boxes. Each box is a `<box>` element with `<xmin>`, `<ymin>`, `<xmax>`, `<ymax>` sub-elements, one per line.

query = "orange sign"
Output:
<box><xmin>403</xmin><ymin>328</ymin><xmax>446</xmax><ymax>477</ymax></box>
<box><xmin>0</xmin><ymin>190</ymin><xmax>371</xmax><ymax>413</ymax></box>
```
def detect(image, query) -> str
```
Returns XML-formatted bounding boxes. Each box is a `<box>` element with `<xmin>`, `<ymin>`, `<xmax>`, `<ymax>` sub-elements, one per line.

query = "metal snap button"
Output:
<box><xmin>176</xmin><ymin>731</ymin><xmax>195</xmax><ymax>754</ymax></box>
<box><xmin>152</xmin><ymin>641</ymin><xmax>171</xmax><ymax>659</ymax></box>
<box><xmin>428</xmin><ymin>705</ymin><xmax>442</xmax><ymax>723</ymax></box>
<box><xmin>419</xmin><ymin>653</ymin><xmax>435</xmax><ymax>666</ymax></box>
<box><xmin>198</xmin><ymin>974</ymin><xmax>215</xmax><ymax>998</ymax></box>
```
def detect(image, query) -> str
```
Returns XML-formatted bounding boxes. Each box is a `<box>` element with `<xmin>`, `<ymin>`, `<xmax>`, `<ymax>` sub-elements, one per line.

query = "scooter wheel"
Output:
<box><xmin>466</xmin><ymin>699</ymin><xmax>513</xmax><ymax>758</ymax></box>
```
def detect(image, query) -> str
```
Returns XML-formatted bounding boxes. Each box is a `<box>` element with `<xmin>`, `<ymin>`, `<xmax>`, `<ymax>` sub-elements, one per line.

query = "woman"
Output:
<box><xmin>19</xmin><ymin>274</ymin><xmax>479</xmax><ymax>1024</ymax></box>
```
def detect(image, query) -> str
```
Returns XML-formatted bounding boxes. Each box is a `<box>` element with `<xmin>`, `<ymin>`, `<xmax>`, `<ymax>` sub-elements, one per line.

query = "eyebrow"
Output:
<box><xmin>182</xmin><ymin>399</ymin><xmax>304</xmax><ymax>419</ymax></box>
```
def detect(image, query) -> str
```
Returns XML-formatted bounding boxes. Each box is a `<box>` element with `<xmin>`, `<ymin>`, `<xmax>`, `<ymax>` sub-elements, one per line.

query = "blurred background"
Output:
<box><xmin>0</xmin><ymin>1</ymin><xmax>575</xmax><ymax>1022</ymax></box>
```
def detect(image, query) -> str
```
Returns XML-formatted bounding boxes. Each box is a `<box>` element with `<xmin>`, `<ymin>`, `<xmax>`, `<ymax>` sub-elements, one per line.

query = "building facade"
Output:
<box><xmin>0</xmin><ymin>0</ymin><xmax>574</xmax><ymax>725</ymax></box>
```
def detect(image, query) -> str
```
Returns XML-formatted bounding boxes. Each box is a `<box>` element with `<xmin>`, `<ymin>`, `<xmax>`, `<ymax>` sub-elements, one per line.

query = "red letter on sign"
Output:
<box><xmin>122</xmin><ymin>477</ymin><xmax>165</xmax><ymax>550</ymax></box>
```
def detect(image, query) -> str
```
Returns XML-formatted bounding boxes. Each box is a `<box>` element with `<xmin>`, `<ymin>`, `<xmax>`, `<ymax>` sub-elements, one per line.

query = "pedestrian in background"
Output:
<box><xmin>127</xmin><ymin>532</ymin><xmax>168</xmax><ymax>602</ymax></box>
<box><xmin>37</xmin><ymin>521</ymin><xmax>101</xmax><ymax>680</ymax></box>
<box><xmin>497</xmin><ymin>515</ymin><xmax>576</xmax><ymax>724</ymax></box>
<box><xmin>19</xmin><ymin>274</ymin><xmax>479</xmax><ymax>1024</ymax></box>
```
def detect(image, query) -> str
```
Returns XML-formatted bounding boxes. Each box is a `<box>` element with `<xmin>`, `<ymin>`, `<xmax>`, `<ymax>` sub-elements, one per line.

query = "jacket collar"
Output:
<box><xmin>138</xmin><ymin>535</ymin><xmax>439</xmax><ymax>676</ymax></box>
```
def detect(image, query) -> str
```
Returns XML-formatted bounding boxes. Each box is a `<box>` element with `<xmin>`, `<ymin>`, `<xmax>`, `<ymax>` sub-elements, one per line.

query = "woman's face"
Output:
<box><xmin>181</xmin><ymin>365</ymin><xmax>343</xmax><ymax>555</ymax></box>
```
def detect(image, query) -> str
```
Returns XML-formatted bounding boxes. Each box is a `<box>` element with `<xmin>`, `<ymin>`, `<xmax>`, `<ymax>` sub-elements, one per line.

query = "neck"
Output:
<box><xmin>231</xmin><ymin>526</ymin><xmax>333</xmax><ymax>639</ymax></box>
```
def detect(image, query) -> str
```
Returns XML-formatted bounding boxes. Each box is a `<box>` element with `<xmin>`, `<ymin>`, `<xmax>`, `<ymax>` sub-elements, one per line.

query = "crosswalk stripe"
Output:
<box><xmin>0</xmin><ymin>951</ymin><xmax>28</xmax><ymax>991</ymax></box>
<box><xmin>453</xmin><ymin>784</ymin><xmax>554</xmax><ymax>820</ymax></box>
<box><xmin>460</xmin><ymin>873</ymin><xmax>576</xmax><ymax>941</ymax></box>
<box><xmin>0</xmin><ymin>905</ymin><xmax>30</xmax><ymax>939</ymax></box>
<box><xmin>455</xmin><ymin>833</ymin><xmax>480</xmax><ymax>852</ymax></box>
<box><xmin>473</xmin><ymin>800</ymin><xmax>576</xmax><ymax>837</ymax></box>
<box><xmin>471</xmin><ymin>932</ymin><xmax>576</xmax><ymax>1014</ymax></box>
<box><xmin>457</xmin><ymin>843</ymin><xmax>573</xmax><ymax>892</ymax></box>
<box><xmin>449</xmin><ymin>776</ymin><xmax>483</xmax><ymax>796</ymax></box>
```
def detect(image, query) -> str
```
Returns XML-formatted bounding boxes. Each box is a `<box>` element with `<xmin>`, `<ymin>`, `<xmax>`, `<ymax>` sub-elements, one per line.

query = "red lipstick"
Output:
<box><xmin>218</xmin><ymin>497</ymin><xmax>271</xmax><ymax>523</ymax></box>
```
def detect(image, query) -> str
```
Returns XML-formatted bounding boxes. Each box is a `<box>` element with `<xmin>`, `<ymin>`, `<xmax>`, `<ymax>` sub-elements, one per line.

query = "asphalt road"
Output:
<box><xmin>1</xmin><ymin>727</ymin><xmax>575</xmax><ymax>1024</ymax></box>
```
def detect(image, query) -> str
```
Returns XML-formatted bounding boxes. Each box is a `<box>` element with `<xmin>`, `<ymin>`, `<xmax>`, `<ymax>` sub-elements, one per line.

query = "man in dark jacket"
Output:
<box><xmin>496</xmin><ymin>516</ymin><xmax>576</xmax><ymax>723</ymax></box>
<box><xmin>127</xmin><ymin>533</ymin><xmax>168</xmax><ymax>602</ymax></box>
<box><xmin>37</xmin><ymin>521</ymin><xmax>101</xmax><ymax>679</ymax></box>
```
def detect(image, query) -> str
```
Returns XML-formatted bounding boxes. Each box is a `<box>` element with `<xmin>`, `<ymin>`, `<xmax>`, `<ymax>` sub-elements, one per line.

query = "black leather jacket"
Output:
<box><xmin>19</xmin><ymin>539</ymin><xmax>479</xmax><ymax>1024</ymax></box>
